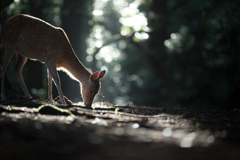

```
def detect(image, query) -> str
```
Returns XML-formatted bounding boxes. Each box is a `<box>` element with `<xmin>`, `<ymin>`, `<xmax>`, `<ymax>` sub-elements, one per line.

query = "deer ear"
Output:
<box><xmin>98</xmin><ymin>70</ymin><xmax>106</xmax><ymax>80</ymax></box>
<box><xmin>90</xmin><ymin>72</ymin><xmax>99</xmax><ymax>81</ymax></box>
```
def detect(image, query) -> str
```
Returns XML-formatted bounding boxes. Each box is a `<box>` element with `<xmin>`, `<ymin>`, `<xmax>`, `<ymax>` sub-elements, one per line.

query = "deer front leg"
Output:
<box><xmin>14</xmin><ymin>54</ymin><xmax>32</xmax><ymax>99</ymax></box>
<box><xmin>46</xmin><ymin>64</ymin><xmax>66</xmax><ymax>105</ymax></box>
<box><xmin>47</xmin><ymin>69</ymin><xmax>53</xmax><ymax>104</ymax></box>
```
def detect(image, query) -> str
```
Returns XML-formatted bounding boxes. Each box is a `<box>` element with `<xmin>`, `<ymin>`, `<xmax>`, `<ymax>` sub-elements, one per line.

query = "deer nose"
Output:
<box><xmin>84</xmin><ymin>99</ymin><xmax>93</xmax><ymax>106</ymax></box>
<box><xmin>84</xmin><ymin>102</ymin><xmax>92</xmax><ymax>106</ymax></box>
<box><xmin>83</xmin><ymin>93</ymin><xmax>95</xmax><ymax>106</ymax></box>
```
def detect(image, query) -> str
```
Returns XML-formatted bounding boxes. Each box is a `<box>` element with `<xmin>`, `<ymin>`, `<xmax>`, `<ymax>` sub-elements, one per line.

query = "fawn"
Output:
<box><xmin>0</xmin><ymin>14</ymin><xmax>106</xmax><ymax>106</ymax></box>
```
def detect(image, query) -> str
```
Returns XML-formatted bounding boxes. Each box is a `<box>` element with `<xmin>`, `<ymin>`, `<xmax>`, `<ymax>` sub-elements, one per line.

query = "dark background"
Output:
<box><xmin>1</xmin><ymin>0</ymin><xmax>240</xmax><ymax>109</ymax></box>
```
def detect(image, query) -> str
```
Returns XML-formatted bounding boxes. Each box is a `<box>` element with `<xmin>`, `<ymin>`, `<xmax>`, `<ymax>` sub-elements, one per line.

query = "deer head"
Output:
<box><xmin>81</xmin><ymin>70</ymin><xmax>106</xmax><ymax>106</ymax></box>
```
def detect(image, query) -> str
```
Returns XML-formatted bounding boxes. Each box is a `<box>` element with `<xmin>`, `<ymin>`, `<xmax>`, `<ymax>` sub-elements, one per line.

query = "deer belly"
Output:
<box><xmin>17</xmin><ymin>42</ymin><xmax>47</xmax><ymax>63</ymax></box>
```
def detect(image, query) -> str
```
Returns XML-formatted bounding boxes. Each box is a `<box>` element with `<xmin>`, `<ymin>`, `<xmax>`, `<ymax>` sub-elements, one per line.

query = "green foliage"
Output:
<box><xmin>38</xmin><ymin>104</ymin><xmax>75</xmax><ymax>117</ymax></box>
<box><xmin>91</xmin><ymin>0</ymin><xmax>240</xmax><ymax>108</ymax></box>
<box><xmin>115</xmin><ymin>108</ymin><xmax>120</xmax><ymax>115</ymax></box>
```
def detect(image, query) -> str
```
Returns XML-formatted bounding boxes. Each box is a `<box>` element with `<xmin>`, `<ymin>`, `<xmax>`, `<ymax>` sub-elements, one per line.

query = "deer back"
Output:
<box><xmin>1</xmin><ymin>14</ymin><xmax>71</xmax><ymax>65</ymax></box>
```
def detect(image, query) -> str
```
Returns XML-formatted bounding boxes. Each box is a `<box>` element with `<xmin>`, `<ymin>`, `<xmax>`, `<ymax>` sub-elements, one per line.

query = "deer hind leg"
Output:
<box><xmin>0</xmin><ymin>47</ymin><xmax>16</xmax><ymax>100</ymax></box>
<box><xmin>47</xmin><ymin>69</ymin><xmax>53</xmax><ymax>103</ymax></box>
<box><xmin>46</xmin><ymin>63</ymin><xmax>66</xmax><ymax>105</ymax></box>
<box><xmin>14</xmin><ymin>54</ymin><xmax>32</xmax><ymax>99</ymax></box>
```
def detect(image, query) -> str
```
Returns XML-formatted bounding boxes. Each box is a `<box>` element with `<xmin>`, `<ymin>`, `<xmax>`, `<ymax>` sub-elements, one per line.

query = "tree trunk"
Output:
<box><xmin>24</xmin><ymin>0</ymin><xmax>45</xmax><ymax>96</ymax></box>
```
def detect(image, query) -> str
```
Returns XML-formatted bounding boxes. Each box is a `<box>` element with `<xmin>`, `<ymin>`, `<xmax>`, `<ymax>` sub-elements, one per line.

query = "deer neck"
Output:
<box><xmin>60</xmin><ymin>53</ymin><xmax>91</xmax><ymax>83</ymax></box>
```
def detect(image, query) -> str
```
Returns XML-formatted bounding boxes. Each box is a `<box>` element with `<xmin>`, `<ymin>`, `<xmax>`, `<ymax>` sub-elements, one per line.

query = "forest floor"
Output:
<box><xmin>0</xmin><ymin>94</ymin><xmax>240</xmax><ymax>160</ymax></box>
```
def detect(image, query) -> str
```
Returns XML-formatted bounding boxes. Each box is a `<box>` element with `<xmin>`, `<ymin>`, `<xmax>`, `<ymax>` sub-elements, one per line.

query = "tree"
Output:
<box><xmin>87</xmin><ymin>0</ymin><xmax>240</xmax><ymax>108</ymax></box>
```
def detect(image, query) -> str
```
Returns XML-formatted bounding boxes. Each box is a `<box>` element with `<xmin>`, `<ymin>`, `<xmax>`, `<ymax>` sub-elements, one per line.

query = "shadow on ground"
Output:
<box><xmin>0</xmin><ymin>96</ymin><xmax>240</xmax><ymax>160</ymax></box>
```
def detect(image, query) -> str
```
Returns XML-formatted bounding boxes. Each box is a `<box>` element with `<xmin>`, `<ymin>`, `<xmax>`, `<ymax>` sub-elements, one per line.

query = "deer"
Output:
<box><xmin>0</xmin><ymin>14</ymin><xmax>106</xmax><ymax>106</ymax></box>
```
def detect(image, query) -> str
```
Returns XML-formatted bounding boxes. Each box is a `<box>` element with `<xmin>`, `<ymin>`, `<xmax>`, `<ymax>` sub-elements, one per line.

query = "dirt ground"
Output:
<box><xmin>0</xmin><ymin>95</ymin><xmax>240</xmax><ymax>160</ymax></box>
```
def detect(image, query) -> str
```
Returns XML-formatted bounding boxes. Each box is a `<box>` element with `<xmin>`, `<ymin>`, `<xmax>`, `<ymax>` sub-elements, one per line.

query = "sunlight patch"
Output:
<box><xmin>97</xmin><ymin>45</ymin><xmax>121</xmax><ymax>62</ymax></box>
<box><xmin>92</xmin><ymin>10</ymin><xmax>103</xmax><ymax>16</ymax></box>
<box><xmin>162</xmin><ymin>128</ymin><xmax>172</xmax><ymax>137</ymax></box>
<box><xmin>95</xmin><ymin>40</ymin><xmax>103</xmax><ymax>48</ymax></box>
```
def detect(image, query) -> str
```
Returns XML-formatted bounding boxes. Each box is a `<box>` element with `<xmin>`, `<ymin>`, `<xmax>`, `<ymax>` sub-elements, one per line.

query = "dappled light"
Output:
<box><xmin>1</xmin><ymin>0</ymin><xmax>240</xmax><ymax>159</ymax></box>
<box><xmin>97</xmin><ymin>45</ymin><xmax>121</xmax><ymax>62</ymax></box>
<box><xmin>87</xmin><ymin>0</ymin><xmax>152</xmax><ymax>105</ymax></box>
<box><xmin>0</xmin><ymin>102</ymin><xmax>236</xmax><ymax>158</ymax></box>
<box><xmin>88</xmin><ymin>0</ymin><xmax>149</xmax><ymax>62</ymax></box>
<box><xmin>164</xmin><ymin>26</ymin><xmax>194</xmax><ymax>54</ymax></box>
